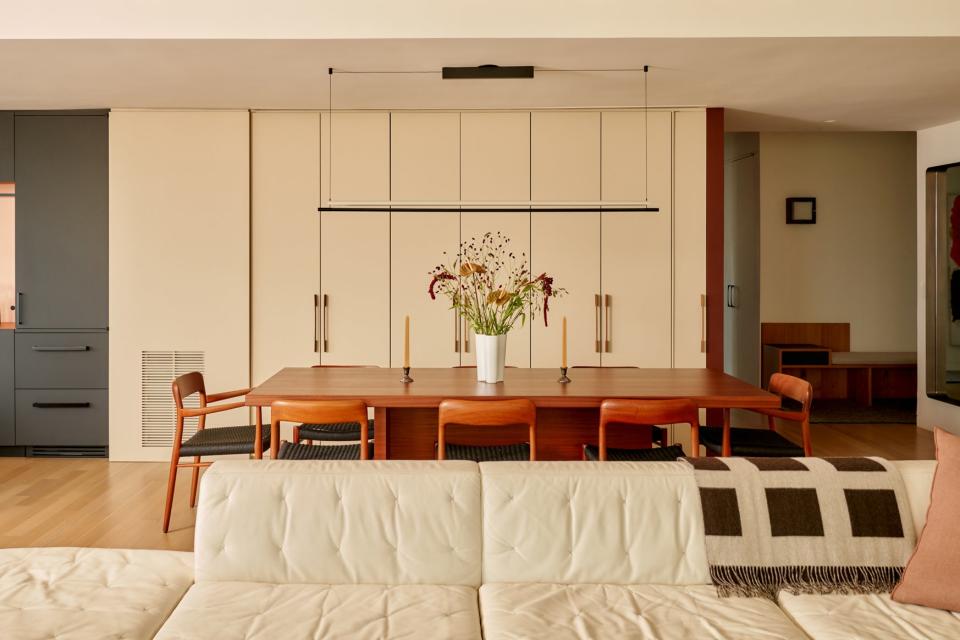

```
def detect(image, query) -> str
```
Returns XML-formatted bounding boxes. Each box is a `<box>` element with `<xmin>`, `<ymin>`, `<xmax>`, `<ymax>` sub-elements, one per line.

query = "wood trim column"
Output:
<box><xmin>706</xmin><ymin>108</ymin><xmax>725</xmax><ymax>427</ymax></box>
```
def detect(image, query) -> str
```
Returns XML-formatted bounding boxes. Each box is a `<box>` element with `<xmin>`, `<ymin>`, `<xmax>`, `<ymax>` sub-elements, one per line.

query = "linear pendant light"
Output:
<box><xmin>318</xmin><ymin>66</ymin><xmax>659</xmax><ymax>214</ymax></box>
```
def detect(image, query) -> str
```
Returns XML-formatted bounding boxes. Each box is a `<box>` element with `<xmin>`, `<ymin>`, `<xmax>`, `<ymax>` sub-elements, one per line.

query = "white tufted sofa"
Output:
<box><xmin>1</xmin><ymin>458</ymin><xmax>958</xmax><ymax>639</ymax></box>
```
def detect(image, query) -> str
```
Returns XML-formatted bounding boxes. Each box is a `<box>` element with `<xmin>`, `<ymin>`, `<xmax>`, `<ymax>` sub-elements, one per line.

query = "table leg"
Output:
<box><xmin>374</xmin><ymin>407</ymin><xmax>388</xmax><ymax>460</ymax></box>
<box><xmin>254</xmin><ymin>406</ymin><xmax>263</xmax><ymax>460</ymax></box>
<box><xmin>269</xmin><ymin>408</ymin><xmax>279</xmax><ymax>460</ymax></box>
<box><xmin>722</xmin><ymin>408</ymin><xmax>732</xmax><ymax>457</ymax></box>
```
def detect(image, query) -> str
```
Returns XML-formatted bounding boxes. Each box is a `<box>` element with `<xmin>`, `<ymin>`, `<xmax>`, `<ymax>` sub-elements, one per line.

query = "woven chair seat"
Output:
<box><xmin>298</xmin><ymin>418</ymin><xmax>374</xmax><ymax>442</ymax></box>
<box><xmin>277</xmin><ymin>440</ymin><xmax>373</xmax><ymax>460</ymax></box>
<box><xmin>699</xmin><ymin>426</ymin><xmax>804</xmax><ymax>457</ymax></box>
<box><xmin>583</xmin><ymin>444</ymin><xmax>686</xmax><ymax>462</ymax></box>
<box><xmin>443</xmin><ymin>442</ymin><xmax>531</xmax><ymax>462</ymax></box>
<box><xmin>179</xmin><ymin>425</ymin><xmax>271</xmax><ymax>457</ymax></box>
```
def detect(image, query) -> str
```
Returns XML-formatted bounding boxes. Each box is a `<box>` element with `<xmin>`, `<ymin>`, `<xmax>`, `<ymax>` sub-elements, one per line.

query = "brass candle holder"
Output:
<box><xmin>400</xmin><ymin>367</ymin><xmax>414</xmax><ymax>383</ymax></box>
<box><xmin>558</xmin><ymin>367</ymin><xmax>571</xmax><ymax>384</ymax></box>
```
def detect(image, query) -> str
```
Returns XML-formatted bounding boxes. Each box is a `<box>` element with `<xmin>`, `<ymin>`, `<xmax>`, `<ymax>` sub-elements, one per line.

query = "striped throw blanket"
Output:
<box><xmin>683</xmin><ymin>456</ymin><xmax>916</xmax><ymax>600</ymax></box>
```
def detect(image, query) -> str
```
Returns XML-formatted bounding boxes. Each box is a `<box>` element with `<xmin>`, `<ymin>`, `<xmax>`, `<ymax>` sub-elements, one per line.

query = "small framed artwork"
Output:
<box><xmin>786</xmin><ymin>197</ymin><xmax>816</xmax><ymax>224</ymax></box>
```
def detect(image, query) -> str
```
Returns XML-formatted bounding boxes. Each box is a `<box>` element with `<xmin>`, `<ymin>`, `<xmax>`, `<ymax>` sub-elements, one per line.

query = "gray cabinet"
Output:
<box><xmin>14</xmin><ymin>114</ymin><xmax>108</xmax><ymax>329</ymax></box>
<box><xmin>0</xmin><ymin>112</ymin><xmax>12</xmax><ymax>182</ymax></box>
<box><xmin>0</xmin><ymin>331</ymin><xmax>13</xmax><ymax>446</ymax></box>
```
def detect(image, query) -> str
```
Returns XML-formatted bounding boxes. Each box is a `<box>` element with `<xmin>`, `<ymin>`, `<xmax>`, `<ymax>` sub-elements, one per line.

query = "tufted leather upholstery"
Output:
<box><xmin>892</xmin><ymin>459</ymin><xmax>936</xmax><ymax>537</ymax></box>
<box><xmin>480</xmin><ymin>461</ymin><xmax>710</xmax><ymax>585</ymax></box>
<box><xmin>480</xmin><ymin>583</ymin><xmax>809</xmax><ymax>640</ymax></box>
<box><xmin>154</xmin><ymin>582</ymin><xmax>481</xmax><ymax>639</ymax></box>
<box><xmin>0</xmin><ymin>547</ymin><xmax>193</xmax><ymax>640</ymax></box>
<box><xmin>194</xmin><ymin>460</ymin><xmax>482</xmax><ymax>586</ymax></box>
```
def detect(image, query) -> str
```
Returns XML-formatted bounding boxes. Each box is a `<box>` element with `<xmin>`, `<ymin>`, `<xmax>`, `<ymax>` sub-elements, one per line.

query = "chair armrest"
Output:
<box><xmin>206</xmin><ymin>388</ymin><xmax>252</xmax><ymax>403</ymax></box>
<box><xmin>180</xmin><ymin>401</ymin><xmax>246</xmax><ymax>417</ymax></box>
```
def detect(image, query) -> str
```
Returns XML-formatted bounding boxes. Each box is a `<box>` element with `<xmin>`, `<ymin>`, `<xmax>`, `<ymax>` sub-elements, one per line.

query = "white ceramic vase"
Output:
<box><xmin>474</xmin><ymin>333</ymin><xmax>508</xmax><ymax>383</ymax></box>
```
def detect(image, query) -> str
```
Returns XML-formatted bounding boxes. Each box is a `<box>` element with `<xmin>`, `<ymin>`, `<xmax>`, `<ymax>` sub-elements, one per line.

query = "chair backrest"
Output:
<box><xmin>172</xmin><ymin>371</ymin><xmax>206</xmax><ymax>411</ymax></box>
<box><xmin>310</xmin><ymin>364</ymin><xmax>378</xmax><ymax>368</ymax></box>
<box><xmin>438</xmin><ymin>399</ymin><xmax>537</xmax><ymax>461</ymax></box>
<box><xmin>769</xmin><ymin>372</ymin><xmax>813</xmax><ymax>415</ymax></box>
<box><xmin>271</xmin><ymin>400</ymin><xmax>370</xmax><ymax>459</ymax></box>
<box><xmin>598</xmin><ymin>398</ymin><xmax>698</xmax><ymax>461</ymax></box>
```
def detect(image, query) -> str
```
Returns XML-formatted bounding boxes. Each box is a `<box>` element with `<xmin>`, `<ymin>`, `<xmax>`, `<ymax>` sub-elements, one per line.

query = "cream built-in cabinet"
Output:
<box><xmin>251</xmin><ymin>108</ymin><xmax>707</xmax><ymax>375</ymax></box>
<box><xmin>319</xmin><ymin>112</ymin><xmax>391</xmax><ymax>366</ymax></box>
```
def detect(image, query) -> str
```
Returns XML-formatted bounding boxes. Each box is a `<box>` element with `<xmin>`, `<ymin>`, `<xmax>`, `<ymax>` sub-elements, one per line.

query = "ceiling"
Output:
<box><xmin>1</xmin><ymin>37</ymin><xmax>959</xmax><ymax>131</ymax></box>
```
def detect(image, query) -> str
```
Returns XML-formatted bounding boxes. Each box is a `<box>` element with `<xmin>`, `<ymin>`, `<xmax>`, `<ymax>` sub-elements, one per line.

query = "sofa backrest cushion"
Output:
<box><xmin>893</xmin><ymin>459</ymin><xmax>937</xmax><ymax>537</ymax></box>
<box><xmin>195</xmin><ymin>460</ymin><xmax>481</xmax><ymax>586</ymax></box>
<box><xmin>480</xmin><ymin>461</ymin><xmax>710</xmax><ymax>585</ymax></box>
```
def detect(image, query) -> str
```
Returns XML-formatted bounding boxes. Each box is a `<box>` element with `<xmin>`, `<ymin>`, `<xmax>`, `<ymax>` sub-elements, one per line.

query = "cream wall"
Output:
<box><xmin>109</xmin><ymin>110</ymin><xmax>251</xmax><ymax>461</ymax></box>
<box><xmin>918</xmin><ymin>119</ymin><xmax>960</xmax><ymax>434</ymax></box>
<box><xmin>759</xmin><ymin>132</ymin><xmax>917</xmax><ymax>351</ymax></box>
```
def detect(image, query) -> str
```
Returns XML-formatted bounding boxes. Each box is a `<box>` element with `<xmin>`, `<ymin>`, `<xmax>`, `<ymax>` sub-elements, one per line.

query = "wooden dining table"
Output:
<box><xmin>245</xmin><ymin>367</ymin><xmax>779</xmax><ymax>460</ymax></box>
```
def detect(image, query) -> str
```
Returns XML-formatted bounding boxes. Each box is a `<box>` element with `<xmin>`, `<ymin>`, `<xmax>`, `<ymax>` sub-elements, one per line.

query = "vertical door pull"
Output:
<box><xmin>594</xmin><ymin>294</ymin><xmax>602</xmax><ymax>353</ymax></box>
<box><xmin>16</xmin><ymin>291</ymin><xmax>22</xmax><ymax>326</ymax></box>
<box><xmin>700</xmin><ymin>294</ymin><xmax>707</xmax><ymax>353</ymax></box>
<box><xmin>322</xmin><ymin>294</ymin><xmax>329</xmax><ymax>352</ymax></box>
<box><xmin>604</xmin><ymin>294</ymin><xmax>612</xmax><ymax>352</ymax></box>
<box><xmin>463</xmin><ymin>317</ymin><xmax>470</xmax><ymax>353</ymax></box>
<box><xmin>313</xmin><ymin>294</ymin><xmax>320</xmax><ymax>352</ymax></box>
<box><xmin>454</xmin><ymin>311</ymin><xmax>460</xmax><ymax>353</ymax></box>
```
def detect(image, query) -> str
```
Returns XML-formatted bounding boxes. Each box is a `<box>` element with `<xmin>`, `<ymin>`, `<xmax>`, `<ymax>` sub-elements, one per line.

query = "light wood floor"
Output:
<box><xmin>0</xmin><ymin>422</ymin><xmax>935</xmax><ymax>553</ymax></box>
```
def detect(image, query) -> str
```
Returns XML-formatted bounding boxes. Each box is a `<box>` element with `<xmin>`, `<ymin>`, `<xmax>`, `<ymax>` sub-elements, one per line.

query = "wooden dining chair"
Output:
<box><xmin>584</xmin><ymin>398</ymin><xmax>693</xmax><ymax>461</ymax></box>
<box><xmin>163</xmin><ymin>372</ymin><xmax>270</xmax><ymax>533</ymax></box>
<box><xmin>698</xmin><ymin>373</ymin><xmax>813</xmax><ymax>457</ymax></box>
<box><xmin>437</xmin><ymin>399</ymin><xmax>537</xmax><ymax>462</ymax></box>
<box><xmin>572</xmin><ymin>366</ymin><xmax>669</xmax><ymax>447</ymax></box>
<box><xmin>292</xmin><ymin>365</ymin><xmax>376</xmax><ymax>446</ymax></box>
<box><xmin>274</xmin><ymin>399</ymin><xmax>372</xmax><ymax>460</ymax></box>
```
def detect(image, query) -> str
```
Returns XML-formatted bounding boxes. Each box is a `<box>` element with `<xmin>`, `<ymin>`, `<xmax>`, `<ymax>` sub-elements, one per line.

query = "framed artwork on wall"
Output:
<box><xmin>786</xmin><ymin>197</ymin><xmax>816</xmax><ymax>224</ymax></box>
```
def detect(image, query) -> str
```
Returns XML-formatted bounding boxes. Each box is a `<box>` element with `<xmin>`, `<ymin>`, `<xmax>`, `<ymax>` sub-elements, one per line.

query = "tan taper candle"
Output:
<box><xmin>562</xmin><ymin>316</ymin><xmax>568</xmax><ymax>368</ymax></box>
<box><xmin>404</xmin><ymin>315</ymin><xmax>410</xmax><ymax>368</ymax></box>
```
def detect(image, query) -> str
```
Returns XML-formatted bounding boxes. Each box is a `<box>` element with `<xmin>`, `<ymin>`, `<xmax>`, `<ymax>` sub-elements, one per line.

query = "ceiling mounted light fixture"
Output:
<box><xmin>318</xmin><ymin>66</ymin><xmax>660</xmax><ymax>214</ymax></box>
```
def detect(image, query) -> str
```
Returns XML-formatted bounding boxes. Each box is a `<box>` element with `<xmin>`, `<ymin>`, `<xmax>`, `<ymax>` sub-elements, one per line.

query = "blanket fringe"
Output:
<box><xmin>710</xmin><ymin>565</ymin><xmax>903</xmax><ymax>601</ymax></box>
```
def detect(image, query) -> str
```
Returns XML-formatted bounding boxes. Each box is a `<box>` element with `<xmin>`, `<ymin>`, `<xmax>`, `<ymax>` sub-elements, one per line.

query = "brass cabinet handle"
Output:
<box><xmin>700</xmin><ymin>293</ymin><xmax>707</xmax><ymax>353</ymax></box>
<box><xmin>594</xmin><ymin>294</ymin><xmax>601</xmax><ymax>353</ymax></box>
<box><xmin>454</xmin><ymin>311</ymin><xmax>460</xmax><ymax>353</ymax></box>
<box><xmin>604</xmin><ymin>294</ymin><xmax>612</xmax><ymax>352</ymax></box>
<box><xmin>463</xmin><ymin>317</ymin><xmax>470</xmax><ymax>353</ymax></box>
<box><xmin>322</xmin><ymin>294</ymin><xmax>329</xmax><ymax>352</ymax></box>
<box><xmin>313</xmin><ymin>294</ymin><xmax>319</xmax><ymax>353</ymax></box>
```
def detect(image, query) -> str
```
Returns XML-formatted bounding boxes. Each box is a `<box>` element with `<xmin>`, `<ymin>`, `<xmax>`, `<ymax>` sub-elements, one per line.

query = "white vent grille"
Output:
<box><xmin>141</xmin><ymin>351</ymin><xmax>205</xmax><ymax>448</ymax></box>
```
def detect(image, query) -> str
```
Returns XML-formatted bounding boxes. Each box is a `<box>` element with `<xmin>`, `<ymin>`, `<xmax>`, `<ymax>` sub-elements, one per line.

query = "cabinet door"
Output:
<box><xmin>251</xmin><ymin>112</ymin><xmax>321</xmax><ymax>384</ymax></box>
<box><xmin>390</xmin><ymin>113</ymin><xmax>461</xmax><ymax>367</ymax></box>
<box><xmin>0</xmin><ymin>112</ymin><xmax>13</xmax><ymax>182</ymax></box>
<box><xmin>601</xmin><ymin>111</ymin><xmax>673</xmax><ymax>367</ymax></box>
<box><xmin>0</xmin><ymin>331</ymin><xmax>12</xmax><ymax>446</ymax></box>
<box><xmin>531</xmin><ymin>112</ymin><xmax>601</xmax><ymax>367</ymax></box>
<box><xmin>15</xmin><ymin>115</ymin><xmax>108</xmax><ymax>329</ymax></box>
<box><xmin>673</xmin><ymin>111</ymin><xmax>707</xmax><ymax>368</ymax></box>
<box><xmin>461</xmin><ymin>112</ymin><xmax>532</xmax><ymax>367</ymax></box>
<box><xmin>320</xmin><ymin>112</ymin><xmax>390</xmax><ymax>366</ymax></box>
<box><xmin>392</xmin><ymin>211</ymin><xmax>460</xmax><ymax>367</ymax></box>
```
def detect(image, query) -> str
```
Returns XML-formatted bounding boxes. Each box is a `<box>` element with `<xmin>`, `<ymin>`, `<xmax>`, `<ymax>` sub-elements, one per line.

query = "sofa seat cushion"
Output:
<box><xmin>155</xmin><ymin>582</ymin><xmax>481</xmax><ymax>640</ymax></box>
<box><xmin>479</xmin><ymin>583</ymin><xmax>807</xmax><ymax>640</ymax></box>
<box><xmin>778</xmin><ymin>592</ymin><xmax>960</xmax><ymax>640</ymax></box>
<box><xmin>0</xmin><ymin>547</ymin><xmax>193</xmax><ymax>640</ymax></box>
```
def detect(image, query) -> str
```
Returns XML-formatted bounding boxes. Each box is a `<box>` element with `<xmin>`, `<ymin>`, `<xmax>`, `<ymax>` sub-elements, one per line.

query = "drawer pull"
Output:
<box><xmin>33</xmin><ymin>402</ymin><xmax>91</xmax><ymax>409</ymax></box>
<box><xmin>31</xmin><ymin>345</ymin><xmax>90</xmax><ymax>352</ymax></box>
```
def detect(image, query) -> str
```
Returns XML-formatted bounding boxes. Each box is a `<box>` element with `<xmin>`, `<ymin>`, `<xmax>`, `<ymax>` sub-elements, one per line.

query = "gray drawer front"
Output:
<box><xmin>16</xmin><ymin>389</ymin><xmax>107</xmax><ymax>446</ymax></box>
<box><xmin>15</xmin><ymin>332</ymin><xmax>107</xmax><ymax>388</ymax></box>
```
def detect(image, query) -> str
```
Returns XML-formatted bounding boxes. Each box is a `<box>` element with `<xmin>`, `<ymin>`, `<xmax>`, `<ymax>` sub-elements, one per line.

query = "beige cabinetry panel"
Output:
<box><xmin>251</xmin><ymin>112</ymin><xmax>320</xmax><ymax>385</ymax></box>
<box><xmin>460</xmin><ymin>112</ymin><xmax>532</xmax><ymax>367</ymax></box>
<box><xmin>673</xmin><ymin>111</ymin><xmax>708</xmax><ymax>368</ymax></box>
<box><xmin>601</xmin><ymin>111</ymin><xmax>673</xmax><ymax>367</ymax></box>
<box><xmin>530</xmin><ymin>112</ymin><xmax>601</xmax><ymax>367</ymax></box>
<box><xmin>320</xmin><ymin>112</ymin><xmax>390</xmax><ymax>366</ymax></box>
<box><xmin>391</xmin><ymin>212</ymin><xmax>460</xmax><ymax>367</ymax></box>
<box><xmin>390</xmin><ymin>112</ymin><xmax>461</xmax><ymax>367</ymax></box>
<box><xmin>391</xmin><ymin>112</ymin><xmax>460</xmax><ymax>202</ymax></box>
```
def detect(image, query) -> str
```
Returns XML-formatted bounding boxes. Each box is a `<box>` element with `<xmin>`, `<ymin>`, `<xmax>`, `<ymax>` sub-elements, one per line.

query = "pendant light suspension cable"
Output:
<box><xmin>328</xmin><ymin>67</ymin><xmax>333</xmax><ymax>205</ymax></box>
<box><xmin>644</xmin><ymin>64</ymin><xmax>649</xmax><ymax>204</ymax></box>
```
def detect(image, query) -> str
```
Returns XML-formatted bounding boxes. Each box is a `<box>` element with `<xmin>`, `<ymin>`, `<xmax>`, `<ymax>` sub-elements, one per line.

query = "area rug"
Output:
<box><xmin>810</xmin><ymin>399</ymin><xmax>916</xmax><ymax>424</ymax></box>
